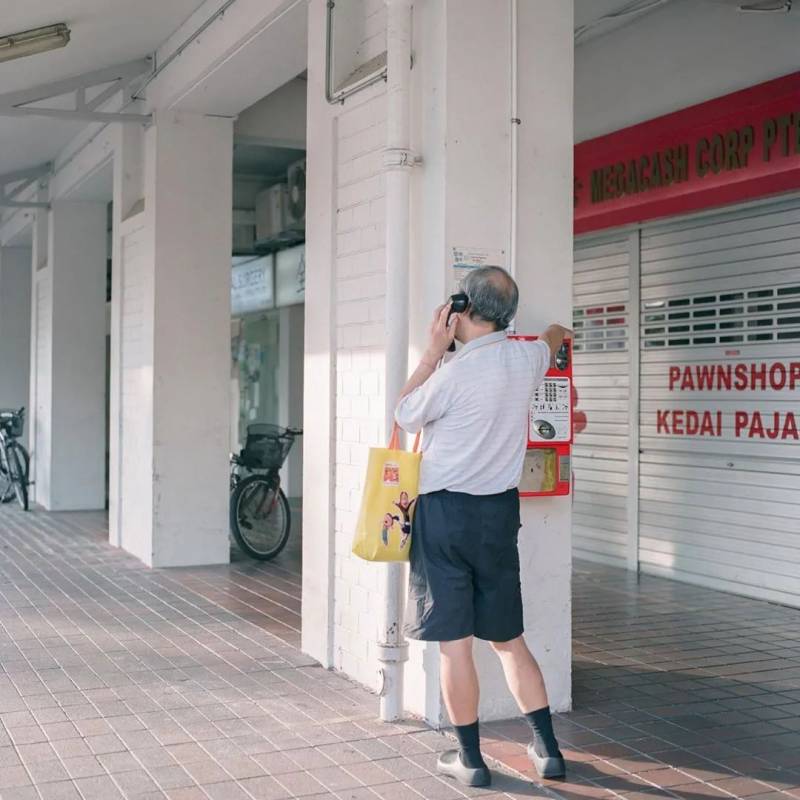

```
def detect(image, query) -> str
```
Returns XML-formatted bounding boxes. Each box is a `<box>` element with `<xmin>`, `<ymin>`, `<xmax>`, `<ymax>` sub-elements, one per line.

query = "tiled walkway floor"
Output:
<box><xmin>0</xmin><ymin>507</ymin><xmax>540</xmax><ymax>800</ymax></box>
<box><xmin>2</xmin><ymin>508</ymin><xmax>800</xmax><ymax>800</ymax></box>
<box><xmin>484</xmin><ymin>563</ymin><xmax>800</xmax><ymax>800</ymax></box>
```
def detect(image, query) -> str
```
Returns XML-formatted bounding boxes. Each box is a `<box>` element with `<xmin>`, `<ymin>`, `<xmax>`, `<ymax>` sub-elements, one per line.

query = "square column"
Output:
<box><xmin>30</xmin><ymin>199</ymin><xmax>107</xmax><ymax>510</ymax></box>
<box><xmin>406</xmin><ymin>0</ymin><xmax>574</xmax><ymax>721</ymax></box>
<box><xmin>114</xmin><ymin>111</ymin><xmax>233</xmax><ymax>567</ymax></box>
<box><xmin>109</xmin><ymin>124</ymin><xmax>144</xmax><ymax>549</ymax></box>
<box><xmin>305</xmin><ymin>0</ymin><xmax>574</xmax><ymax>723</ymax></box>
<box><xmin>0</xmin><ymin>247</ymin><xmax>32</xmax><ymax>447</ymax></box>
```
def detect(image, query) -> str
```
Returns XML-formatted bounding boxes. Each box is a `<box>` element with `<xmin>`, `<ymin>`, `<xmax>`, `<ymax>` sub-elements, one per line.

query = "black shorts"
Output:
<box><xmin>405</xmin><ymin>488</ymin><xmax>523</xmax><ymax>643</ymax></box>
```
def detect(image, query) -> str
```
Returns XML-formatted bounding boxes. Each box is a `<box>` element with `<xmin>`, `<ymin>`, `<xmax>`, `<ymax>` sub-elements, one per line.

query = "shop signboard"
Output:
<box><xmin>575</xmin><ymin>71</ymin><xmax>800</xmax><ymax>234</ymax></box>
<box><xmin>275</xmin><ymin>245</ymin><xmax>305</xmax><ymax>307</ymax></box>
<box><xmin>231</xmin><ymin>256</ymin><xmax>274</xmax><ymax>316</ymax></box>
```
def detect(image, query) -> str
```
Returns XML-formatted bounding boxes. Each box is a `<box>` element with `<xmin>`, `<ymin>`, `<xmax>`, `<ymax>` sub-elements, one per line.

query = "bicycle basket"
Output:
<box><xmin>240</xmin><ymin>424</ymin><xmax>294</xmax><ymax>470</ymax></box>
<box><xmin>0</xmin><ymin>410</ymin><xmax>23</xmax><ymax>438</ymax></box>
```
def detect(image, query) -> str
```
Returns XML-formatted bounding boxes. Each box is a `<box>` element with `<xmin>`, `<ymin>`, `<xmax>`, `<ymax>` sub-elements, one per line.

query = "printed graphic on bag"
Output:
<box><xmin>382</xmin><ymin>462</ymin><xmax>400</xmax><ymax>485</ymax></box>
<box><xmin>381</xmin><ymin>513</ymin><xmax>399</xmax><ymax>546</ymax></box>
<box><xmin>352</xmin><ymin>439</ymin><xmax>421</xmax><ymax>563</ymax></box>
<box><xmin>377</xmin><ymin>491</ymin><xmax>417</xmax><ymax>549</ymax></box>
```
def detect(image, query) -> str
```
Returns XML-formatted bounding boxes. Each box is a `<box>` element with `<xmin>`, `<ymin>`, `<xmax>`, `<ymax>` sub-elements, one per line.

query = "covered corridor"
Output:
<box><xmin>1</xmin><ymin>506</ymin><xmax>799</xmax><ymax>799</ymax></box>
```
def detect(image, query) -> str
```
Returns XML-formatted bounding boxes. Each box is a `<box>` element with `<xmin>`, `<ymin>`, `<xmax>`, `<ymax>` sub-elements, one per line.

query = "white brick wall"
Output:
<box><xmin>333</xmin><ymin>87</ymin><xmax>388</xmax><ymax>690</ymax></box>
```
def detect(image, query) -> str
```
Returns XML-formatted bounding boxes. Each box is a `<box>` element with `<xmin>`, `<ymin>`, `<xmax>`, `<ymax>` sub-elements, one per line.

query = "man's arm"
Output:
<box><xmin>395</xmin><ymin>303</ymin><xmax>460</xmax><ymax>432</ymax></box>
<box><xmin>539</xmin><ymin>323</ymin><xmax>573</xmax><ymax>359</ymax></box>
<box><xmin>397</xmin><ymin>303</ymin><xmax>458</xmax><ymax>402</ymax></box>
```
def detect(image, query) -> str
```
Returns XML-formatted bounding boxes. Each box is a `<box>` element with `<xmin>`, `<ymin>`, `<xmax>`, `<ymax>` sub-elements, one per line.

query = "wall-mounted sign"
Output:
<box><xmin>275</xmin><ymin>245</ymin><xmax>305</xmax><ymax>307</ymax></box>
<box><xmin>231</xmin><ymin>256</ymin><xmax>274</xmax><ymax>316</ymax></box>
<box><xmin>450</xmin><ymin>245</ymin><xmax>506</xmax><ymax>293</ymax></box>
<box><xmin>575</xmin><ymin>71</ymin><xmax>800</xmax><ymax>234</ymax></box>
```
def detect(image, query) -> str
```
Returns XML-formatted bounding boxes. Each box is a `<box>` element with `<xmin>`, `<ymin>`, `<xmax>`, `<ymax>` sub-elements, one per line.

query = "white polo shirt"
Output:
<box><xmin>395</xmin><ymin>332</ymin><xmax>551</xmax><ymax>495</ymax></box>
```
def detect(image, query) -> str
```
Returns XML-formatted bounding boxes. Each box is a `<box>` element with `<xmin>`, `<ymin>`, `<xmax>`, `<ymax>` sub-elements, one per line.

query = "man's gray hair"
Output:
<box><xmin>461</xmin><ymin>266</ymin><xmax>518</xmax><ymax>331</ymax></box>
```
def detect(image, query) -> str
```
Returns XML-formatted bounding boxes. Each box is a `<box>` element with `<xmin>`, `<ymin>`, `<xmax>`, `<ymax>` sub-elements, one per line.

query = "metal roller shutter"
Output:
<box><xmin>572</xmin><ymin>234</ymin><xmax>634</xmax><ymax>567</ymax></box>
<box><xmin>638</xmin><ymin>196</ymin><xmax>800</xmax><ymax>607</ymax></box>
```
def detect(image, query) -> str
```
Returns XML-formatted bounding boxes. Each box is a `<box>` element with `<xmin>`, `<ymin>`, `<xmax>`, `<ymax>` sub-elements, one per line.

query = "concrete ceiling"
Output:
<box><xmin>575</xmin><ymin>0</ymin><xmax>676</xmax><ymax>43</ymax></box>
<box><xmin>0</xmin><ymin>0</ymin><xmax>207</xmax><ymax>177</ymax></box>
<box><xmin>0</xmin><ymin>0</ymin><xmax>714</xmax><ymax>188</ymax></box>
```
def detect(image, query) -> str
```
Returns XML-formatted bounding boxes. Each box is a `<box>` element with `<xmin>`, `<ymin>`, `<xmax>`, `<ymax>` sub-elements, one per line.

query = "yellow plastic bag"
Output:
<box><xmin>352</xmin><ymin>425</ymin><xmax>421</xmax><ymax>562</ymax></box>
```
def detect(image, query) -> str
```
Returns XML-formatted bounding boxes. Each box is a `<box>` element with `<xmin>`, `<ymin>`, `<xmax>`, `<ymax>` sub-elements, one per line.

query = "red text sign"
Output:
<box><xmin>656</xmin><ymin>359</ymin><xmax>799</xmax><ymax>441</ymax></box>
<box><xmin>575</xmin><ymin>72</ymin><xmax>800</xmax><ymax>234</ymax></box>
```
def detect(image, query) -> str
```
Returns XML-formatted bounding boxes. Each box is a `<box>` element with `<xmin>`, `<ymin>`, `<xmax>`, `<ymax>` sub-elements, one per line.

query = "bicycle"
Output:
<box><xmin>229</xmin><ymin>424</ymin><xmax>302</xmax><ymax>560</ymax></box>
<box><xmin>0</xmin><ymin>408</ymin><xmax>30</xmax><ymax>511</ymax></box>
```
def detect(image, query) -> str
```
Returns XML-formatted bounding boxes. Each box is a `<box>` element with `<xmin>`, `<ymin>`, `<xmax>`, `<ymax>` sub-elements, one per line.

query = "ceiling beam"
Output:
<box><xmin>0</xmin><ymin>163</ymin><xmax>52</xmax><ymax>210</ymax></box>
<box><xmin>0</xmin><ymin>58</ymin><xmax>153</xmax><ymax>124</ymax></box>
<box><xmin>0</xmin><ymin>201</ymin><xmax>50</xmax><ymax>209</ymax></box>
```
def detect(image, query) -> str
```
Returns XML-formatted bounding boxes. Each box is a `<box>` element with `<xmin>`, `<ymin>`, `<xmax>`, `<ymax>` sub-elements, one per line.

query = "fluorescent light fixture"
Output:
<box><xmin>0</xmin><ymin>24</ymin><xmax>71</xmax><ymax>64</ymax></box>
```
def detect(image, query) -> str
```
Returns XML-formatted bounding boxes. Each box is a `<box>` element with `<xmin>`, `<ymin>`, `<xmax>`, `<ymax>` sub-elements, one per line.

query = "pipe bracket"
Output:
<box><xmin>383</xmin><ymin>147</ymin><xmax>421</xmax><ymax>170</ymax></box>
<box><xmin>376</xmin><ymin>641</ymin><xmax>410</xmax><ymax>663</ymax></box>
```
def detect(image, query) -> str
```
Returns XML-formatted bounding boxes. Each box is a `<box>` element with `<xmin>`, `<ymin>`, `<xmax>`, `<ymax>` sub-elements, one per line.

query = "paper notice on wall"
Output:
<box><xmin>450</xmin><ymin>245</ymin><xmax>506</xmax><ymax>293</ymax></box>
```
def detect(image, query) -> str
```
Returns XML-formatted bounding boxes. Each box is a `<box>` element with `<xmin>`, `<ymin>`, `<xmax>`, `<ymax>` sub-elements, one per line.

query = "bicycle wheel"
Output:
<box><xmin>0</xmin><ymin>446</ymin><xmax>13</xmax><ymax>503</ymax></box>
<box><xmin>230</xmin><ymin>474</ymin><xmax>290</xmax><ymax>560</ymax></box>
<box><xmin>6</xmin><ymin>443</ymin><xmax>28</xmax><ymax>511</ymax></box>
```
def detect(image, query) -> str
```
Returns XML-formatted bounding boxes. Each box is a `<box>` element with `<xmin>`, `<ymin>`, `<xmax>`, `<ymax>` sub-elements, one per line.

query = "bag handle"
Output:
<box><xmin>388</xmin><ymin>423</ymin><xmax>421</xmax><ymax>453</ymax></box>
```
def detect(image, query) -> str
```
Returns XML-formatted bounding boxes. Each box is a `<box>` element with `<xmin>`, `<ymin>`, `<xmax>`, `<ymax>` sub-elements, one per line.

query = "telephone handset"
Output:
<box><xmin>446</xmin><ymin>292</ymin><xmax>469</xmax><ymax>352</ymax></box>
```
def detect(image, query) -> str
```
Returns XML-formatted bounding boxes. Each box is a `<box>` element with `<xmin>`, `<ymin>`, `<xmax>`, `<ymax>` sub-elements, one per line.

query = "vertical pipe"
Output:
<box><xmin>509</xmin><ymin>0</ymin><xmax>519</xmax><ymax>285</ymax></box>
<box><xmin>379</xmin><ymin>0</ymin><xmax>414</xmax><ymax>722</ymax></box>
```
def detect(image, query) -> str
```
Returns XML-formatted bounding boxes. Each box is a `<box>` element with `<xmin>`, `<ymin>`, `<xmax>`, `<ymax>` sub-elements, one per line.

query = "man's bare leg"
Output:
<box><xmin>490</xmin><ymin>635</ymin><xmax>548</xmax><ymax>712</ymax></box>
<box><xmin>440</xmin><ymin>637</ymin><xmax>479</xmax><ymax>723</ymax></box>
<box><xmin>491</xmin><ymin>636</ymin><xmax>565</xmax><ymax>777</ymax></box>
<box><xmin>437</xmin><ymin>637</ymin><xmax>490</xmax><ymax>785</ymax></box>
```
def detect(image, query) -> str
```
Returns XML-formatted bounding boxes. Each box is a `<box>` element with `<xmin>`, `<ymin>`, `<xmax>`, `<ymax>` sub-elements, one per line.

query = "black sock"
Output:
<box><xmin>453</xmin><ymin>720</ymin><xmax>487</xmax><ymax>769</ymax></box>
<box><xmin>525</xmin><ymin>706</ymin><xmax>562</xmax><ymax>759</ymax></box>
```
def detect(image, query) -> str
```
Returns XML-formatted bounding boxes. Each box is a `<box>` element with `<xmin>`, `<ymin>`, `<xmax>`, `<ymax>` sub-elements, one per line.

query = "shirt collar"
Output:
<box><xmin>451</xmin><ymin>330</ymin><xmax>507</xmax><ymax>360</ymax></box>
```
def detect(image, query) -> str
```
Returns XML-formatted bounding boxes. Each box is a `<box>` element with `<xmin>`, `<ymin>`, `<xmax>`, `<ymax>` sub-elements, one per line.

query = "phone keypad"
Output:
<box><xmin>529</xmin><ymin>377</ymin><xmax>571</xmax><ymax>442</ymax></box>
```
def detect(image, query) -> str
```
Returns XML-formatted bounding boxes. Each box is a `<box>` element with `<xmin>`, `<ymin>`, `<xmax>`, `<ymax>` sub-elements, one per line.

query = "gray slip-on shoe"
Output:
<box><xmin>527</xmin><ymin>742</ymin><xmax>566</xmax><ymax>779</ymax></box>
<box><xmin>437</xmin><ymin>749</ymin><xmax>491</xmax><ymax>787</ymax></box>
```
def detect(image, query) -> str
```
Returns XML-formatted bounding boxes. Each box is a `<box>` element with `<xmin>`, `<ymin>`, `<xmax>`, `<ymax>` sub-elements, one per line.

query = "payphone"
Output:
<box><xmin>511</xmin><ymin>336</ymin><xmax>573</xmax><ymax>497</ymax></box>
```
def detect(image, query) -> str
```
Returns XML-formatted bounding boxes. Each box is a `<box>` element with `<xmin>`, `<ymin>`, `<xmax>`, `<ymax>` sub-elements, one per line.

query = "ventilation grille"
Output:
<box><xmin>641</xmin><ymin>285</ymin><xmax>800</xmax><ymax>349</ymax></box>
<box><xmin>573</xmin><ymin>303</ymin><xmax>628</xmax><ymax>352</ymax></box>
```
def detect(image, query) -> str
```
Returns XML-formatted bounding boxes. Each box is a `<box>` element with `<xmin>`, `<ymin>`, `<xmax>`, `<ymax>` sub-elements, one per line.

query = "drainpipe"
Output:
<box><xmin>379</xmin><ymin>0</ymin><xmax>415</xmax><ymax>722</ymax></box>
<box><xmin>509</xmin><ymin>0</ymin><xmax>519</xmax><ymax>290</ymax></box>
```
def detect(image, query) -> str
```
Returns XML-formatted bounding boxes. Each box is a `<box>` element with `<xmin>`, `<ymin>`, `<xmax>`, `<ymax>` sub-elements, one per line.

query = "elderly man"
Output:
<box><xmin>395</xmin><ymin>266</ymin><xmax>570</xmax><ymax>788</ymax></box>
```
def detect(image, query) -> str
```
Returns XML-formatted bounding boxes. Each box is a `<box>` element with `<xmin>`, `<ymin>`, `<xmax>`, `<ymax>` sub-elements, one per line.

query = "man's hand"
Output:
<box><xmin>396</xmin><ymin>304</ymin><xmax>459</xmax><ymax>407</ymax></box>
<box><xmin>424</xmin><ymin>303</ymin><xmax>459</xmax><ymax>365</ymax></box>
<box><xmin>540</xmin><ymin>323</ymin><xmax>573</xmax><ymax>358</ymax></box>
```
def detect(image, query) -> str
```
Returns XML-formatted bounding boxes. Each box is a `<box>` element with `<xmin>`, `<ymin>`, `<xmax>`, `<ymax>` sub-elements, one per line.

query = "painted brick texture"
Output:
<box><xmin>333</xmin><ymin>88</ymin><xmax>389</xmax><ymax>689</ymax></box>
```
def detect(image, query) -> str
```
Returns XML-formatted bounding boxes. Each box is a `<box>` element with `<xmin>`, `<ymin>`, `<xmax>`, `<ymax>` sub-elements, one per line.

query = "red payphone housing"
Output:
<box><xmin>510</xmin><ymin>336</ymin><xmax>573</xmax><ymax>497</ymax></box>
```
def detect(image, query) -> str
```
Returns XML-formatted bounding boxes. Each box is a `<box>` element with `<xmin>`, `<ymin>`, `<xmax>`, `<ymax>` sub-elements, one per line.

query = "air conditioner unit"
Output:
<box><xmin>255</xmin><ymin>183</ymin><xmax>288</xmax><ymax>242</ymax></box>
<box><xmin>285</xmin><ymin>159</ymin><xmax>306</xmax><ymax>231</ymax></box>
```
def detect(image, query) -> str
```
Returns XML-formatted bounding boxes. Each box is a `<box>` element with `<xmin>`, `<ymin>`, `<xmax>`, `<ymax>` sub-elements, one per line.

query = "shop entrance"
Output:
<box><xmin>228</xmin><ymin>75</ymin><xmax>307</xmax><ymax>572</ymax></box>
<box><xmin>572</xmin><ymin>195</ymin><xmax>800</xmax><ymax>608</ymax></box>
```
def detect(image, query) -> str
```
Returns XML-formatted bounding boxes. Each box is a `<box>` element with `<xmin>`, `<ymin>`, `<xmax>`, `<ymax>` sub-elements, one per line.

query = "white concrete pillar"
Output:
<box><xmin>277</xmin><ymin>304</ymin><xmax>304</xmax><ymax>498</ymax></box>
<box><xmin>513</xmin><ymin>0</ymin><xmax>575</xmax><ymax>716</ymax></box>
<box><xmin>0</xmin><ymin>247</ymin><xmax>32</xmax><ymax>447</ymax></box>
<box><xmin>29</xmin><ymin>194</ymin><xmax>49</xmax><ymax>506</ymax></box>
<box><xmin>302</xmin><ymin>0</ymin><xmax>337</xmax><ymax>669</ymax></box>
<box><xmin>304</xmin><ymin>0</ymin><xmax>573</xmax><ymax>720</ymax></box>
<box><xmin>117</xmin><ymin>111</ymin><xmax>233</xmax><ymax>567</ymax></box>
<box><xmin>405</xmin><ymin>0</ymin><xmax>574</xmax><ymax>721</ymax></box>
<box><xmin>30</xmin><ymin>200</ymin><xmax>107</xmax><ymax>510</ymax></box>
<box><xmin>109</xmin><ymin>124</ymin><xmax>144</xmax><ymax>548</ymax></box>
